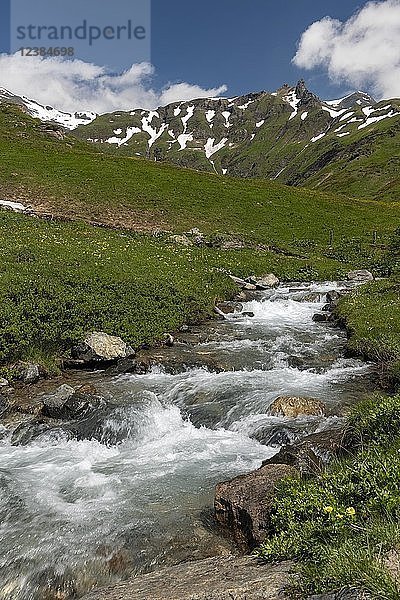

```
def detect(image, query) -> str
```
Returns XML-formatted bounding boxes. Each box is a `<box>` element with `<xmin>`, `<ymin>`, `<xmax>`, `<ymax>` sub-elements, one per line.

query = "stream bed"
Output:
<box><xmin>0</xmin><ymin>282</ymin><xmax>377</xmax><ymax>599</ymax></box>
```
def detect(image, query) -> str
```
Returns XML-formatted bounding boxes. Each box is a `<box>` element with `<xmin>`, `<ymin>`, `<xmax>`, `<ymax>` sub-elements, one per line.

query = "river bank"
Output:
<box><xmin>0</xmin><ymin>280</ymin><xmax>380</xmax><ymax>599</ymax></box>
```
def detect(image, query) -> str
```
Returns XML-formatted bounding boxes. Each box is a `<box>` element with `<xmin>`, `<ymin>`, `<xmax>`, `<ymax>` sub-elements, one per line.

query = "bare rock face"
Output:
<box><xmin>214</xmin><ymin>464</ymin><xmax>297</xmax><ymax>550</ymax></box>
<box><xmin>346</xmin><ymin>270</ymin><xmax>374</xmax><ymax>283</ymax></box>
<box><xmin>269</xmin><ymin>396</ymin><xmax>326</xmax><ymax>418</ymax></box>
<box><xmin>81</xmin><ymin>555</ymin><xmax>293</xmax><ymax>600</ymax></box>
<box><xmin>72</xmin><ymin>332</ymin><xmax>135</xmax><ymax>363</ymax></box>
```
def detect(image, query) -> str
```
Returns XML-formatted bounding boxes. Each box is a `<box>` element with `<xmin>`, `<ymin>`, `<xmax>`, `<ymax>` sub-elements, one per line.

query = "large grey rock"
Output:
<box><xmin>214</xmin><ymin>464</ymin><xmax>297</xmax><ymax>550</ymax></box>
<box><xmin>15</xmin><ymin>362</ymin><xmax>40</xmax><ymax>384</ymax></box>
<box><xmin>72</xmin><ymin>332</ymin><xmax>135</xmax><ymax>363</ymax></box>
<box><xmin>42</xmin><ymin>385</ymin><xmax>106</xmax><ymax>420</ymax></box>
<box><xmin>255</xmin><ymin>274</ymin><xmax>280</xmax><ymax>289</ymax></box>
<box><xmin>42</xmin><ymin>384</ymin><xmax>75</xmax><ymax>411</ymax></box>
<box><xmin>268</xmin><ymin>396</ymin><xmax>326</xmax><ymax>418</ymax></box>
<box><xmin>81</xmin><ymin>556</ymin><xmax>293</xmax><ymax>600</ymax></box>
<box><xmin>346</xmin><ymin>270</ymin><xmax>374</xmax><ymax>283</ymax></box>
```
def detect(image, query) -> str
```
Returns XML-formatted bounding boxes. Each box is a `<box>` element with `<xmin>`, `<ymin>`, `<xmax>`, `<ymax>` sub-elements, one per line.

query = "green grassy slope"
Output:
<box><xmin>0</xmin><ymin>103</ymin><xmax>398</xmax><ymax>365</ymax></box>
<box><xmin>0</xmin><ymin>210</ymin><xmax>345</xmax><ymax>364</ymax></box>
<box><xmin>0</xmin><ymin>105</ymin><xmax>398</xmax><ymax>253</ymax></box>
<box><xmin>72</xmin><ymin>91</ymin><xmax>400</xmax><ymax>203</ymax></box>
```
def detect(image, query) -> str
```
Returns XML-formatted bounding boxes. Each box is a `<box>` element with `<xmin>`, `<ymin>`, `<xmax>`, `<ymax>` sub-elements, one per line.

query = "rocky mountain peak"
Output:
<box><xmin>295</xmin><ymin>80</ymin><xmax>320</xmax><ymax>107</ymax></box>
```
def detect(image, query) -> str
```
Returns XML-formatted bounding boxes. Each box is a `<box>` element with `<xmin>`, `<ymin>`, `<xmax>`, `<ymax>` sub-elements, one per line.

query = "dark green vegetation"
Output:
<box><xmin>0</xmin><ymin>210</ymin><xmax>346</xmax><ymax>365</ymax></box>
<box><xmin>258</xmin><ymin>394</ymin><xmax>400</xmax><ymax>599</ymax></box>
<box><xmin>72</xmin><ymin>84</ymin><xmax>400</xmax><ymax>203</ymax></box>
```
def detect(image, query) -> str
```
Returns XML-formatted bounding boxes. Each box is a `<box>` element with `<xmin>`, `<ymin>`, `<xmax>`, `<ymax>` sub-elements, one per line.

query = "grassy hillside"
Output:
<box><xmin>0</xmin><ymin>210</ymin><xmax>344</xmax><ymax>365</ymax></box>
<box><xmin>0</xmin><ymin>103</ymin><xmax>399</xmax><ymax>365</ymax></box>
<box><xmin>72</xmin><ymin>90</ymin><xmax>400</xmax><ymax>203</ymax></box>
<box><xmin>0</xmin><ymin>104</ymin><xmax>398</xmax><ymax>254</ymax></box>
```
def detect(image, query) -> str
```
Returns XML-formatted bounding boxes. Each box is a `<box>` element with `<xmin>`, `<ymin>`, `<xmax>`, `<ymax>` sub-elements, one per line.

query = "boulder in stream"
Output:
<box><xmin>269</xmin><ymin>396</ymin><xmax>326</xmax><ymax>418</ymax></box>
<box><xmin>263</xmin><ymin>427</ymin><xmax>347</xmax><ymax>475</ymax></box>
<box><xmin>254</xmin><ymin>273</ymin><xmax>280</xmax><ymax>289</ymax></box>
<box><xmin>14</xmin><ymin>362</ymin><xmax>40</xmax><ymax>384</ymax></box>
<box><xmin>216</xmin><ymin>301</ymin><xmax>243</xmax><ymax>315</ymax></box>
<box><xmin>42</xmin><ymin>385</ymin><xmax>107</xmax><ymax>420</ymax></box>
<box><xmin>81</xmin><ymin>555</ymin><xmax>294</xmax><ymax>600</ymax></box>
<box><xmin>71</xmin><ymin>332</ymin><xmax>135</xmax><ymax>364</ymax></box>
<box><xmin>215</xmin><ymin>463</ymin><xmax>297</xmax><ymax>550</ymax></box>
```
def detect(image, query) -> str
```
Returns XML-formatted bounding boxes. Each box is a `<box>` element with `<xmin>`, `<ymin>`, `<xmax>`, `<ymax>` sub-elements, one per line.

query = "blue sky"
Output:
<box><xmin>151</xmin><ymin>0</ymin><xmax>366</xmax><ymax>99</ymax></box>
<box><xmin>0</xmin><ymin>0</ymin><xmax>367</xmax><ymax>99</ymax></box>
<box><xmin>0</xmin><ymin>0</ymin><xmax>397</xmax><ymax>112</ymax></box>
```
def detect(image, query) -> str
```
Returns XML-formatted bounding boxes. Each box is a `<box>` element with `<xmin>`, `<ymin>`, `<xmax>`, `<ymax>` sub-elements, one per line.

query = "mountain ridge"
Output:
<box><xmin>1</xmin><ymin>81</ymin><xmax>399</xmax><ymax>202</ymax></box>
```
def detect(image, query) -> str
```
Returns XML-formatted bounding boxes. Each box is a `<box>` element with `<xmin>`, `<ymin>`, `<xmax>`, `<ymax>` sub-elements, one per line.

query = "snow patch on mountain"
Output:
<box><xmin>205</xmin><ymin>137</ymin><xmax>228</xmax><ymax>159</ymax></box>
<box><xmin>178</xmin><ymin>133</ymin><xmax>194</xmax><ymax>150</ymax></box>
<box><xmin>283</xmin><ymin>91</ymin><xmax>301</xmax><ymax>120</ymax></box>
<box><xmin>311</xmin><ymin>132</ymin><xmax>326</xmax><ymax>143</ymax></box>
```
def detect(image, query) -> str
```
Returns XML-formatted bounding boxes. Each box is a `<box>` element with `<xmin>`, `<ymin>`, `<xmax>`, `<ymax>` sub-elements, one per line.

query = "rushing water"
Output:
<box><xmin>0</xmin><ymin>283</ymin><xmax>376</xmax><ymax>599</ymax></box>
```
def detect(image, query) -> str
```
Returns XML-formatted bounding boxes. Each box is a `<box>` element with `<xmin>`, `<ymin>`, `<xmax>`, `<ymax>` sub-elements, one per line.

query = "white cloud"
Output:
<box><xmin>293</xmin><ymin>0</ymin><xmax>400</xmax><ymax>99</ymax></box>
<box><xmin>0</xmin><ymin>53</ymin><xmax>227</xmax><ymax>113</ymax></box>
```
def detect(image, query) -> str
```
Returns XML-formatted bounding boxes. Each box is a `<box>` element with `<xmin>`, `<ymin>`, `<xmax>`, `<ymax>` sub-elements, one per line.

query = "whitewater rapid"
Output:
<box><xmin>0</xmin><ymin>282</ymin><xmax>375</xmax><ymax>599</ymax></box>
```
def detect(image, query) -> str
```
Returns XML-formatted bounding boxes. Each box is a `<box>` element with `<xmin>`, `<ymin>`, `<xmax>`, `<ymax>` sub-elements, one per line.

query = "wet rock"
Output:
<box><xmin>125</xmin><ymin>346</ymin><xmax>228</xmax><ymax>376</ymax></box>
<box><xmin>106</xmin><ymin>356</ymin><xmax>152</xmax><ymax>376</ymax></box>
<box><xmin>14</xmin><ymin>362</ymin><xmax>40</xmax><ymax>384</ymax></box>
<box><xmin>326</xmin><ymin>290</ymin><xmax>343</xmax><ymax>304</ymax></box>
<box><xmin>11</xmin><ymin>420</ymin><xmax>55</xmax><ymax>445</ymax></box>
<box><xmin>215</xmin><ymin>464</ymin><xmax>297</xmax><ymax>550</ymax></box>
<box><xmin>42</xmin><ymin>387</ymin><xmax>106</xmax><ymax>420</ymax></box>
<box><xmin>242</xmin><ymin>311</ymin><xmax>255</xmax><ymax>318</ymax></box>
<box><xmin>301</xmin><ymin>292</ymin><xmax>324</xmax><ymax>303</ymax></box>
<box><xmin>42</xmin><ymin>384</ymin><xmax>75</xmax><ymax>414</ymax></box>
<box><xmin>263</xmin><ymin>427</ymin><xmax>346</xmax><ymax>475</ymax></box>
<box><xmin>255</xmin><ymin>274</ymin><xmax>280</xmax><ymax>289</ymax></box>
<box><xmin>269</xmin><ymin>396</ymin><xmax>326</xmax><ymax>418</ymax></box>
<box><xmin>312</xmin><ymin>312</ymin><xmax>331</xmax><ymax>323</ymax></box>
<box><xmin>81</xmin><ymin>555</ymin><xmax>294</xmax><ymax>600</ymax></box>
<box><xmin>346</xmin><ymin>270</ymin><xmax>374</xmax><ymax>283</ymax></box>
<box><xmin>71</xmin><ymin>332</ymin><xmax>135</xmax><ymax>364</ymax></box>
<box><xmin>0</xmin><ymin>393</ymin><xmax>10</xmax><ymax>417</ymax></box>
<box><xmin>216</xmin><ymin>301</ymin><xmax>243</xmax><ymax>315</ymax></box>
<box><xmin>251</xmin><ymin>424</ymin><xmax>304</xmax><ymax>447</ymax></box>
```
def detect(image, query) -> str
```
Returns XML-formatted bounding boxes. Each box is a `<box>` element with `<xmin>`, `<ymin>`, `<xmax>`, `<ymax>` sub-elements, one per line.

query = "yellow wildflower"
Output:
<box><xmin>346</xmin><ymin>507</ymin><xmax>356</xmax><ymax>516</ymax></box>
<box><xmin>323</xmin><ymin>506</ymin><xmax>334</xmax><ymax>514</ymax></box>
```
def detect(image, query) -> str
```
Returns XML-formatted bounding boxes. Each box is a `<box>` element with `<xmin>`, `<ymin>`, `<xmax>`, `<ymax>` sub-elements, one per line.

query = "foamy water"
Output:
<box><xmin>0</xmin><ymin>282</ymin><xmax>375</xmax><ymax>598</ymax></box>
